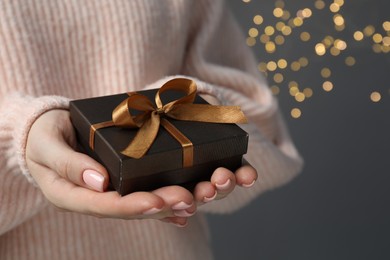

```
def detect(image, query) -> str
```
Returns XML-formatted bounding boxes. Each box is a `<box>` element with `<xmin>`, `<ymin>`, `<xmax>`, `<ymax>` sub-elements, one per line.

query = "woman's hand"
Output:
<box><xmin>26</xmin><ymin>109</ymin><xmax>257</xmax><ymax>227</ymax></box>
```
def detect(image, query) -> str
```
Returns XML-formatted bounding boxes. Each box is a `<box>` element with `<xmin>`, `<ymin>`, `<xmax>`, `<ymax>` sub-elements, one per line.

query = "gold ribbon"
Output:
<box><xmin>89</xmin><ymin>78</ymin><xmax>247</xmax><ymax>167</ymax></box>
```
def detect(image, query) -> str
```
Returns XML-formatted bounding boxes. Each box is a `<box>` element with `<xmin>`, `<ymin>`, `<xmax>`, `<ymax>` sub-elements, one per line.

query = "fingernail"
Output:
<box><xmin>215</xmin><ymin>179</ymin><xmax>231</xmax><ymax>191</ymax></box>
<box><xmin>172</xmin><ymin>201</ymin><xmax>193</xmax><ymax>210</ymax></box>
<box><xmin>143</xmin><ymin>207</ymin><xmax>163</xmax><ymax>215</ymax></box>
<box><xmin>203</xmin><ymin>190</ymin><xmax>217</xmax><ymax>203</ymax></box>
<box><xmin>82</xmin><ymin>169</ymin><xmax>105</xmax><ymax>192</ymax></box>
<box><xmin>173</xmin><ymin>209</ymin><xmax>195</xmax><ymax>217</ymax></box>
<box><xmin>171</xmin><ymin>220</ymin><xmax>188</xmax><ymax>228</ymax></box>
<box><xmin>242</xmin><ymin>179</ymin><xmax>256</xmax><ymax>188</ymax></box>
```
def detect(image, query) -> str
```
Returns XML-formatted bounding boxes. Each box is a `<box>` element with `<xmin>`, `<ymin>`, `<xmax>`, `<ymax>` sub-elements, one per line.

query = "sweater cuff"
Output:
<box><xmin>5</xmin><ymin>94</ymin><xmax>70</xmax><ymax>184</ymax></box>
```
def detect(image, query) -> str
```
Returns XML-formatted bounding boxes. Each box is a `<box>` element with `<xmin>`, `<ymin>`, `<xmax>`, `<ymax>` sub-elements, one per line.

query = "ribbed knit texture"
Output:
<box><xmin>0</xmin><ymin>0</ymin><xmax>303</xmax><ymax>259</ymax></box>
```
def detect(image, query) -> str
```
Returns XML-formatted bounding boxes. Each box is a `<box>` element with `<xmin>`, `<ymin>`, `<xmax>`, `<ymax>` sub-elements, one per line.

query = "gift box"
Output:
<box><xmin>69</xmin><ymin>78</ymin><xmax>248</xmax><ymax>195</ymax></box>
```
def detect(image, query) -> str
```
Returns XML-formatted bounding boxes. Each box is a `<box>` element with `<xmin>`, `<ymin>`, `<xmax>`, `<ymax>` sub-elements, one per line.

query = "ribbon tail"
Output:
<box><xmin>121</xmin><ymin>114</ymin><xmax>160</xmax><ymax>158</ymax></box>
<box><xmin>168</xmin><ymin>104</ymin><xmax>248</xmax><ymax>124</ymax></box>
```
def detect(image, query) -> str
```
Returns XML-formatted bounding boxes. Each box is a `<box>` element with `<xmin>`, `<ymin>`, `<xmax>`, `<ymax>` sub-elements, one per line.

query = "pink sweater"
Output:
<box><xmin>0</xmin><ymin>0</ymin><xmax>303</xmax><ymax>259</ymax></box>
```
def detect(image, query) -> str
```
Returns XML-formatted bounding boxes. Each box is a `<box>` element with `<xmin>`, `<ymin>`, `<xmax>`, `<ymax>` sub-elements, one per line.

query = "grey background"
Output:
<box><xmin>207</xmin><ymin>1</ymin><xmax>390</xmax><ymax>259</ymax></box>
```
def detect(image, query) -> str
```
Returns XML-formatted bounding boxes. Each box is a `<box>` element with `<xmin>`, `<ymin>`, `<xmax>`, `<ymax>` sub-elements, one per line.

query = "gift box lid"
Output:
<box><xmin>69</xmin><ymin>88</ymin><xmax>248</xmax><ymax>182</ymax></box>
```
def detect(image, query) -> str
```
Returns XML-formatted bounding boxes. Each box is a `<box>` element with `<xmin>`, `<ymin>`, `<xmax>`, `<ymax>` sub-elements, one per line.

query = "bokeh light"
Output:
<box><xmin>322</xmin><ymin>81</ymin><xmax>334</xmax><ymax>92</ymax></box>
<box><xmin>370</xmin><ymin>91</ymin><xmax>381</xmax><ymax>102</ymax></box>
<box><xmin>242</xmin><ymin>0</ymin><xmax>389</xmax><ymax>119</ymax></box>
<box><xmin>315</xmin><ymin>43</ymin><xmax>326</xmax><ymax>56</ymax></box>
<box><xmin>291</xmin><ymin>108</ymin><xmax>302</xmax><ymax>118</ymax></box>
<box><xmin>253</xmin><ymin>15</ymin><xmax>264</xmax><ymax>25</ymax></box>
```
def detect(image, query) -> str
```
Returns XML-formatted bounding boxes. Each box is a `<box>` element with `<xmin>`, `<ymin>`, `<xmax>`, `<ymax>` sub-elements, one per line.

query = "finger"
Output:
<box><xmin>29</xmin><ymin>162</ymin><xmax>167</xmax><ymax>219</ymax></box>
<box><xmin>235</xmin><ymin>164</ymin><xmax>258</xmax><ymax>188</ymax></box>
<box><xmin>152</xmin><ymin>186</ymin><xmax>196</xmax><ymax>217</ymax></box>
<box><xmin>193</xmin><ymin>181</ymin><xmax>217</xmax><ymax>205</ymax></box>
<box><xmin>211</xmin><ymin>167</ymin><xmax>236</xmax><ymax>200</ymax></box>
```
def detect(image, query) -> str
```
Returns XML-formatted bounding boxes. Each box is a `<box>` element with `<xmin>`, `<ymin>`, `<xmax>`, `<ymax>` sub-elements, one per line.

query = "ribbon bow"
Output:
<box><xmin>90</xmin><ymin>78</ymin><xmax>247</xmax><ymax>167</ymax></box>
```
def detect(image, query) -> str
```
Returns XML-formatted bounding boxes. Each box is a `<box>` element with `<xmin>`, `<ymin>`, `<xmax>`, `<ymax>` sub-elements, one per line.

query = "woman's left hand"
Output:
<box><xmin>162</xmin><ymin>163</ymin><xmax>257</xmax><ymax>225</ymax></box>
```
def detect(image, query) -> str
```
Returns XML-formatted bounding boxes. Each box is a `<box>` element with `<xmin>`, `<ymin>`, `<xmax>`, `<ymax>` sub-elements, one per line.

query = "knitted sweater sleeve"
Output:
<box><xmin>180</xmin><ymin>0</ymin><xmax>303</xmax><ymax>213</ymax></box>
<box><xmin>0</xmin><ymin>91</ymin><xmax>69</xmax><ymax>235</ymax></box>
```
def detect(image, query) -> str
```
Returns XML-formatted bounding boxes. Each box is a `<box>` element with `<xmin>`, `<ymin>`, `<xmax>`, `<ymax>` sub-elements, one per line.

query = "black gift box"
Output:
<box><xmin>69</xmin><ymin>89</ymin><xmax>248</xmax><ymax>195</ymax></box>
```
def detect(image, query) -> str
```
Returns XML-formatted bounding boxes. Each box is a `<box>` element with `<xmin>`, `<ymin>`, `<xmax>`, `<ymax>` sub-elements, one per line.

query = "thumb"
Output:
<box><xmin>27</xmin><ymin>110</ymin><xmax>109</xmax><ymax>192</ymax></box>
<box><xmin>40</xmin><ymin>139</ymin><xmax>109</xmax><ymax>192</ymax></box>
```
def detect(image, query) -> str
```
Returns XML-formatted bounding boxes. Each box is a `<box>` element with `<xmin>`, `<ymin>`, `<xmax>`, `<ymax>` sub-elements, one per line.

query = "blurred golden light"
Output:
<box><xmin>242</xmin><ymin>0</ymin><xmax>251</xmax><ymax>3</ymax></box>
<box><xmin>321</xmin><ymin>68</ymin><xmax>331</xmax><ymax>78</ymax></box>
<box><xmin>296</xmin><ymin>10</ymin><xmax>304</xmax><ymax>19</ymax></box>
<box><xmin>273</xmin><ymin>73</ymin><xmax>284</xmax><ymax>83</ymax></box>
<box><xmin>345</xmin><ymin>56</ymin><xmax>356</xmax><ymax>66</ymax></box>
<box><xmin>258</xmin><ymin>62</ymin><xmax>267</xmax><ymax>72</ymax></box>
<box><xmin>246</xmin><ymin>37</ymin><xmax>256</xmax><ymax>46</ymax></box>
<box><xmin>291</xmin><ymin>108</ymin><xmax>302</xmax><ymax>119</ymax></box>
<box><xmin>372</xmin><ymin>33</ymin><xmax>383</xmax><ymax>44</ymax></box>
<box><xmin>383</xmin><ymin>21</ymin><xmax>390</xmax><ymax>31</ymax></box>
<box><xmin>299</xmin><ymin>57</ymin><xmax>309</xmax><ymax>67</ymax></box>
<box><xmin>323</xmin><ymin>36</ymin><xmax>334</xmax><ymax>47</ymax></box>
<box><xmin>303</xmin><ymin>88</ymin><xmax>313</xmax><ymax>98</ymax></box>
<box><xmin>265</xmin><ymin>41</ymin><xmax>276</xmax><ymax>53</ymax></box>
<box><xmin>275</xmin><ymin>35</ymin><xmax>285</xmax><ymax>45</ymax></box>
<box><xmin>288</xmin><ymin>19</ymin><xmax>295</xmax><ymax>28</ymax></box>
<box><xmin>291</xmin><ymin>61</ymin><xmax>301</xmax><ymax>71</ymax></box>
<box><xmin>293</xmin><ymin>17</ymin><xmax>304</xmax><ymax>27</ymax></box>
<box><xmin>265</xmin><ymin>26</ymin><xmax>275</xmax><ymax>36</ymax></box>
<box><xmin>382</xmin><ymin>45</ymin><xmax>390</xmax><ymax>53</ymax></box>
<box><xmin>289</xmin><ymin>86</ymin><xmax>299</xmax><ymax>96</ymax></box>
<box><xmin>276</xmin><ymin>22</ymin><xmax>286</xmax><ymax>31</ymax></box>
<box><xmin>248</xmin><ymin>28</ymin><xmax>259</xmax><ymax>37</ymax></box>
<box><xmin>333</xmin><ymin>15</ymin><xmax>344</xmax><ymax>26</ymax></box>
<box><xmin>288</xmin><ymin>81</ymin><xmax>298</xmax><ymax>88</ymax></box>
<box><xmin>370</xmin><ymin>91</ymin><xmax>381</xmax><ymax>102</ymax></box>
<box><xmin>353</xmin><ymin>31</ymin><xmax>364</xmax><ymax>41</ymax></box>
<box><xmin>334</xmin><ymin>39</ymin><xmax>347</xmax><ymax>50</ymax></box>
<box><xmin>275</xmin><ymin>0</ymin><xmax>285</xmax><ymax>8</ymax></box>
<box><xmin>273</xmin><ymin>7</ymin><xmax>284</xmax><ymax>18</ymax></box>
<box><xmin>302</xmin><ymin>8</ymin><xmax>312</xmax><ymax>18</ymax></box>
<box><xmin>329</xmin><ymin>3</ymin><xmax>340</xmax><ymax>13</ymax></box>
<box><xmin>334</xmin><ymin>0</ymin><xmax>344</xmax><ymax>6</ymax></box>
<box><xmin>300</xmin><ymin>31</ymin><xmax>311</xmax><ymax>41</ymax></box>
<box><xmin>282</xmin><ymin>26</ymin><xmax>292</xmax><ymax>35</ymax></box>
<box><xmin>314</xmin><ymin>0</ymin><xmax>325</xmax><ymax>10</ymax></box>
<box><xmin>282</xmin><ymin>10</ymin><xmax>291</xmax><ymax>20</ymax></box>
<box><xmin>315</xmin><ymin>43</ymin><xmax>326</xmax><ymax>56</ymax></box>
<box><xmin>267</xmin><ymin>61</ymin><xmax>277</xmax><ymax>71</ymax></box>
<box><xmin>383</xmin><ymin>36</ymin><xmax>390</xmax><ymax>46</ymax></box>
<box><xmin>260</xmin><ymin>34</ymin><xmax>270</xmax><ymax>43</ymax></box>
<box><xmin>335</xmin><ymin>24</ymin><xmax>345</xmax><ymax>31</ymax></box>
<box><xmin>363</xmin><ymin>25</ymin><xmax>375</xmax><ymax>37</ymax></box>
<box><xmin>277</xmin><ymin>59</ymin><xmax>288</xmax><ymax>69</ymax></box>
<box><xmin>322</xmin><ymin>81</ymin><xmax>334</xmax><ymax>92</ymax></box>
<box><xmin>330</xmin><ymin>46</ymin><xmax>341</xmax><ymax>56</ymax></box>
<box><xmin>253</xmin><ymin>15</ymin><xmax>264</xmax><ymax>25</ymax></box>
<box><xmin>295</xmin><ymin>92</ymin><xmax>305</xmax><ymax>102</ymax></box>
<box><xmin>270</xmin><ymin>85</ymin><xmax>280</xmax><ymax>95</ymax></box>
<box><xmin>372</xmin><ymin>43</ymin><xmax>382</xmax><ymax>53</ymax></box>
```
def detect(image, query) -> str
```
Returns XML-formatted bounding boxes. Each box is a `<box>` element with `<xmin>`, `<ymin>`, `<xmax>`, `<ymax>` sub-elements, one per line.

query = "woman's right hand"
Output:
<box><xmin>26</xmin><ymin>109</ymin><xmax>197</xmax><ymax>227</ymax></box>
